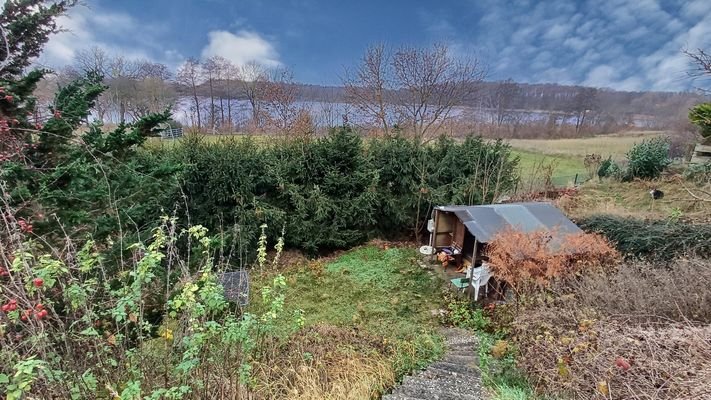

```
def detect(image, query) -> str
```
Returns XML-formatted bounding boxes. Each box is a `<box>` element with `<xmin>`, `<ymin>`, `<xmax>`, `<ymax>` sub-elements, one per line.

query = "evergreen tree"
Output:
<box><xmin>0</xmin><ymin>0</ymin><xmax>75</xmax><ymax>78</ymax></box>
<box><xmin>0</xmin><ymin>0</ymin><xmax>175</xmax><ymax>239</ymax></box>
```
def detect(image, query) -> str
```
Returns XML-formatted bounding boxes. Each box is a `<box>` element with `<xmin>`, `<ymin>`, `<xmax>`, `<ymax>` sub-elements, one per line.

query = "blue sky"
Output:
<box><xmin>39</xmin><ymin>0</ymin><xmax>711</xmax><ymax>91</ymax></box>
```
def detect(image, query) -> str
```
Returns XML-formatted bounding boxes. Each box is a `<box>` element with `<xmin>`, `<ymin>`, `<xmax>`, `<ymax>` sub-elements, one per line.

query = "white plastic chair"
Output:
<box><xmin>469</xmin><ymin>263</ymin><xmax>492</xmax><ymax>301</ymax></box>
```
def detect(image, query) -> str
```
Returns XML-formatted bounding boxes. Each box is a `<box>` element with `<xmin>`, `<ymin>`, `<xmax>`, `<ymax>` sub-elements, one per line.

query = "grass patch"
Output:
<box><xmin>508</xmin><ymin>131</ymin><xmax>666</xmax><ymax>188</ymax></box>
<box><xmin>560</xmin><ymin>177</ymin><xmax>711</xmax><ymax>222</ymax></box>
<box><xmin>251</xmin><ymin>245</ymin><xmax>446</xmax><ymax>381</ymax></box>
<box><xmin>507</xmin><ymin>131</ymin><xmax>663</xmax><ymax>159</ymax></box>
<box><xmin>512</xmin><ymin>149</ymin><xmax>586</xmax><ymax>186</ymax></box>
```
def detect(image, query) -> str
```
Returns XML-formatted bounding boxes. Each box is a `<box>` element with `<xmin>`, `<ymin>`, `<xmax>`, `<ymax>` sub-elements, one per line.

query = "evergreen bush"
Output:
<box><xmin>172</xmin><ymin>130</ymin><xmax>519</xmax><ymax>255</ymax></box>
<box><xmin>625</xmin><ymin>137</ymin><xmax>671</xmax><ymax>180</ymax></box>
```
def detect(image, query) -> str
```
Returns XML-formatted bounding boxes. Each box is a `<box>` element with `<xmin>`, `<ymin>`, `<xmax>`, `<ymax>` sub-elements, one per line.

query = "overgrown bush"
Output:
<box><xmin>689</xmin><ymin>102</ymin><xmax>711</xmax><ymax>144</ymax></box>
<box><xmin>625</xmin><ymin>136</ymin><xmax>672</xmax><ymax>180</ymax></box>
<box><xmin>485</xmin><ymin>228</ymin><xmax>618</xmax><ymax>295</ymax></box>
<box><xmin>684</xmin><ymin>161</ymin><xmax>711</xmax><ymax>184</ymax></box>
<box><xmin>0</xmin><ymin>207</ymin><xmax>305</xmax><ymax>399</ymax></box>
<box><xmin>578</xmin><ymin>214</ymin><xmax>711</xmax><ymax>259</ymax></box>
<box><xmin>509</xmin><ymin>258</ymin><xmax>711</xmax><ymax>399</ymax></box>
<box><xmin>596</xmin><ymin>156</ymin><xmax>622</xmax><ymax>180</ymax></box>
<box><xmin>570</xmin><ymin>258</ymin><xmax>711</xmax><ymax>324</ymax></box>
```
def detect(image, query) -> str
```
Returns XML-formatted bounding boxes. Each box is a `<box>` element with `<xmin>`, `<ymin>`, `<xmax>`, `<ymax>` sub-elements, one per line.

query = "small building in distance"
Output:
<box><xmin>429</xmin><ymin>202</ymin><xmax>582</xmax><ymax>270</ymax></box>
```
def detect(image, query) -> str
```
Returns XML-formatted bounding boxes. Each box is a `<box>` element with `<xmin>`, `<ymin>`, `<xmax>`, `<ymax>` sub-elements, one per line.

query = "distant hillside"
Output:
<box><xmin>180</xmin><ymin>80</ymin><xmax>706</xmax><ymax>123</ymax></box>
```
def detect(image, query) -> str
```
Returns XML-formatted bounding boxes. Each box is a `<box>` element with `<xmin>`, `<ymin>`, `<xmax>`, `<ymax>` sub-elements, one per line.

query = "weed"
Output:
<box><xmin>250</xmin><ymin>244</ymin><xmax>446</xmax><ymax>388</ymax></box>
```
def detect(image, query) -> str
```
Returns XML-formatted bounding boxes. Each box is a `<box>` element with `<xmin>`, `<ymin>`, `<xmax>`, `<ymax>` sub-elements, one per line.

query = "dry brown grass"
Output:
<box><xmin>252</xmin><ymin>325</ymin><xmax>395</xmax><ymax>400</ymax></box>
<box><xmin>507</xmin><ymin>131</ymin><xmax>665</xmax><ymax>159</ymax></box>
<box><xmin>556</xmin><ymin>176</ymin><xmax>711</xmax><ymax>223</ymax></box>
<box><xmin>507</xmin><ymin>258</ymin><xmax>711</xmax><ymax>399</ymax></box>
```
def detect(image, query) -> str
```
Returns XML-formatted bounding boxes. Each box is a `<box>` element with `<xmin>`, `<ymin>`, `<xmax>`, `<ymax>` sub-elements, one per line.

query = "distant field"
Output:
<box><xmin>512</xmin><ymin>149</ymin><xmax>586</xmax><ymax>187</ymax></box>
<box><xmin>506</xmin><ymin>131</ymin><xmax>665</xmax><ymax>159</ymax></box>
<box><xmin>507</xmin><ymin>131</ymin><xmax>667</xmax><ymax>187</ymax></box>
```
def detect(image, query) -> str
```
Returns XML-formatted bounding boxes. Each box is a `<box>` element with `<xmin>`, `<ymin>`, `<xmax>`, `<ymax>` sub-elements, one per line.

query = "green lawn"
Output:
<box><xmin>251</xmin><ymin>245</ymin><xmax>446</xmax><ymax>376</ymax></box>
<box><xmin>507</xmin><ymin>131</ymin><xmax>666</xmax><ymax>188</ymax></box>
<box><xmin>512</xmin><ymin>149</ymin><xmax>587</xmax><ymax>187</ymax></box>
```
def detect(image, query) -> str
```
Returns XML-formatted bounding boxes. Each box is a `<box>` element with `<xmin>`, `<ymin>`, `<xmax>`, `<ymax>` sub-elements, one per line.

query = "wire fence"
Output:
<box><xmin>515</xmin><ymin>171</ymin><xmax>593</xmax><ymax>195</ymax></box>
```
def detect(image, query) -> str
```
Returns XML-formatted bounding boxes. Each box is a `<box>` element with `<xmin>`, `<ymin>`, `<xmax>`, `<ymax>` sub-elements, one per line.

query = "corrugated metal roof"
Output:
<box><xmin>436</xmin><ymin>202</ymin><xmax>581</xmax><ymax>243</ymax></box>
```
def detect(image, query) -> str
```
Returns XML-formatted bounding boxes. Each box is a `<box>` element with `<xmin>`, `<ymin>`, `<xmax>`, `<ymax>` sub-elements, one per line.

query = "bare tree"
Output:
<box><xmin>685</xmin><ymin>48</ymin><xmax>711</xmax><ymax>77</ymax></box>
<box><xmin>392</xmin><ymin>44</ymin><xmax>486</xmax><ymax>142</ymax></box>
<box><xmin>567</xmin><ymin>87</ymin><xmax>598</xmax><ymax>134</ymax></box>
<box><xmin>202</xmin><ymin>56</ymin><xmax>223</xmax><ymax>132</ymax></box>
<box><xmin>262</xmin><ymin>68</ymin><xmax>304</xmax><ymax>136</ymax></box>
<box><xmin>487</xmin><ymin>78</ymin><xmax>521</xmax><ymax>127</ymax></box>
<box><xmin>684</xmin><ymin>48</ymin><xmax>711</xmax><ymax>92</ymax></box>
<box><xmin>75</xmin><ymin>47</ymin><xmax>147</xmax><ymax>123</ymax></box>
<box><xmin>126</xmin><ymin>61</ymin><xmax>176</xmax><ymax>119</ymax></box>
<box><xmin>343</xmin><ymin>43</ymin><xmax>394</xmax><ymax>134</ymax></box>
<box><xmin>175</xmin><ymin>57</ymin><xmax>203</xmax><ymax>129</ymax></box>
<box><xmin>239</xmin><ymin>61</ymin><xmax>269</xmax><ymax>130</ymax></box>
<box><xmin>220</xmin><ymin>58</ymin><xmax>238</xmax><ymax>131</ymax></box>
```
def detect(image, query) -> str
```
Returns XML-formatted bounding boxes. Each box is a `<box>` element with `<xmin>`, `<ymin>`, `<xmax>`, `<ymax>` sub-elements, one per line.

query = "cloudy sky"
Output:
<box><xmin>38</xmin><ymin>0</ymin><xmax>710</xmax><ymax>92</ymax></box>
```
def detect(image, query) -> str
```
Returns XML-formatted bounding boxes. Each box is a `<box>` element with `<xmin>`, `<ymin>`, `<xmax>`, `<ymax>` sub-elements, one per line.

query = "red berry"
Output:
<box><xmin>9</xmin><ymin>299</ymin><xmax>16</xmax><ymax>305</ymax></box>
<box><xmin>4</xmin><ymin>95</ymin><xmax>13</xmax><ymax>102</ymax></box>
<box><xmin>35</xmin><ymin>303</ymin><xmax>44</xmax><ymax>310</ymax></box>
<box><xmin>1</xmin><ymin>304</ymin><xmax>9</xmax><ymax>312</ymax></box>
<box><xmin>33</xmin><ymin>277</ymin><xmax>44</xmax><ymax>288</ymax></box>
<box><xmin>615</xmin><ymin>356</ymin><xmax>631</xmax><ymax>371</ymax></box>
<box><xmin>37</xmin><ymin>309</ymin><xmax>48</xmax><ymax>319</ymax></box>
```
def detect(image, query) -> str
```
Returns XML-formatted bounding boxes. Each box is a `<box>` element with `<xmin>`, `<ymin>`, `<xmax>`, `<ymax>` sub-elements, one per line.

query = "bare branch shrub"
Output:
<box><xmin>486</xmin><ymin>228</ymin><xmax>619</xmax><ymax>295</ymax></box>
<box><xmin>508</xmin><ymin>258</ymin><xmax>711</xmax><ymax>399</ymax></box>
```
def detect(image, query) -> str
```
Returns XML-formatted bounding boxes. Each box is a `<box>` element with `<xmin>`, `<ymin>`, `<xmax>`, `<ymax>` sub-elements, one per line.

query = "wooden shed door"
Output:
<box><xmin>452</xmin><ymin>220</ymin><xmax>465</xmax><ymax>250</ymax></box>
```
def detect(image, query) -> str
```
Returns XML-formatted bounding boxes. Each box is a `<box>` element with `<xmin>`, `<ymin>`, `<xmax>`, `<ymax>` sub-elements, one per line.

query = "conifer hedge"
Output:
<box><xmin>171</xmin><ymin>128</ymin><xmax>519</xmax><ymax>254</ymax></box>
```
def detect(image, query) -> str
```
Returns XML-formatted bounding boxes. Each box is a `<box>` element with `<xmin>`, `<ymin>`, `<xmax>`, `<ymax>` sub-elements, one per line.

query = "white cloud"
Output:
<box><xmin>39</xmin><ymin>4</ymin><xmax>178</xmax><ymax>69</ymax></box>
<box><xmin>200</xmin><ymin>30</ymin><xmax>281</xmax><ymax>68</ymax></box>
<box><xmin>440</xmin><ymin>0</ymin><xmax>710</xmax><ymax>91</ymax></box>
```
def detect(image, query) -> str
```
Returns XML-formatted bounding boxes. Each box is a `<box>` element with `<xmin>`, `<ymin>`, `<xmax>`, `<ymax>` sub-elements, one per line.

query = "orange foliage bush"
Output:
<box><xmin>486</xmin><ymin>228</ymin><xmax>619</xmax><ymax>292</ymax></box>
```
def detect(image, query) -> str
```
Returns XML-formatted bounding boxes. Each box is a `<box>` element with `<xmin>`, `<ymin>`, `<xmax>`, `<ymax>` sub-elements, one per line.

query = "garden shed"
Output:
<box><xmin>429</xmin><ymin>202</ymin><xmax>582</xmax><ymax>270</ymax></box>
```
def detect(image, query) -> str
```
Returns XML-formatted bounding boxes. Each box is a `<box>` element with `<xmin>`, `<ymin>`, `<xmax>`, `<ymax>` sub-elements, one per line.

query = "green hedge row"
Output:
<box><xmin>578</xmin><ymin>215</ymin><xmax>711</xmax><ymax>260</ymax></box>
<box><xmin>170</xmin><ymin>128</ymin><xmax>519</xmax><ymax>255</ymax></box>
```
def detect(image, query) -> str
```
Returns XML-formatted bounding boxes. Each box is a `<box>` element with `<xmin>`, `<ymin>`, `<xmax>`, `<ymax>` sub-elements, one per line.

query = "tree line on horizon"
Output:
<box><xmin>30</xmin><ymin>43</ymin><xmax>707</xmax><ymax>139</ymax></box>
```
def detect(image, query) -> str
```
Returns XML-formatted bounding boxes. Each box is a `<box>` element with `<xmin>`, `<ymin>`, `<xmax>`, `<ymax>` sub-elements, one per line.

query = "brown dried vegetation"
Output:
<box><xmin>486</xmin><ymin>228</ymin><xmax>619</xmax><ymax>293</ymax></box>
<box><xmin>508</xmin><ymin>258</ymin><xmax>711</xmax><ymax>399</ymax></box>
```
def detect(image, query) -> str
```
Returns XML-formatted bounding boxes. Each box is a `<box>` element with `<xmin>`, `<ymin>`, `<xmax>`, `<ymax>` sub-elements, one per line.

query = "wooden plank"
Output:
<box><xmin>452</xmin><ymin>220</ymin><xmax>465</xmax><ymax>249</ymax></box>
<box><xmin>691</xmin><ymin>154</ymin><xmax>711</xmax><ymax>165</ymax></box>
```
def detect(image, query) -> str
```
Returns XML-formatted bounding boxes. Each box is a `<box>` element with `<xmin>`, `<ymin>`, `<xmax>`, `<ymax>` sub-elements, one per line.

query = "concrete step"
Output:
<box><xmin>442</xmin><ymin>353</ymin><xmax>479</xmax><ymax>367</ymax></box>
<box><xmin>408</xmin><ymin>370</ymin><xmax>479</xmax><ymax>389</ymax></box>
<box><xmin>397</xmin><ymin>377</ymin><xmax>480</xmax><ymax>400</ymax></box>
<box><xmin>383</xmin><ymin>328</ymin><xmax>483</xmax><ymax>400</ymax></box>
<box><xmin>426</xmin><ymin>361</ymin><xmax>478</xmax><ymax>377</ymax></box>
<box><xmin>417</xmin><ymin>365</ymin><xmax>479</xmax><ymax>380</ymax></box>
<box><xmin>446</xmin><ymin>340</ymin><xmax>478</xmax><ymax>349</ymax></box>
<box><xmin>382</xmin><ymin>394</ymin><xmax>430</xmax><ymax>400</ymax></box>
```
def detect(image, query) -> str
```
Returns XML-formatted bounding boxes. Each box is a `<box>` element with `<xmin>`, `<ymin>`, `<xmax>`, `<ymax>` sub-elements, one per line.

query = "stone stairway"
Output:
<box><xmin>383</xmin><ymin>328</ymin><xmax>483</xmax><ymax>400</ymax></box>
